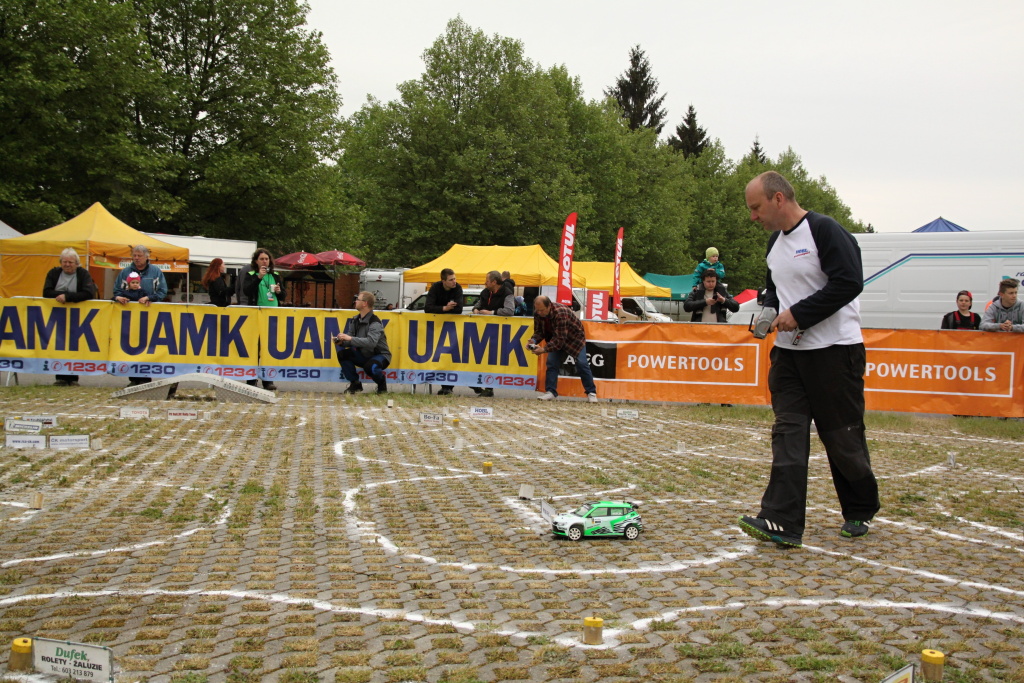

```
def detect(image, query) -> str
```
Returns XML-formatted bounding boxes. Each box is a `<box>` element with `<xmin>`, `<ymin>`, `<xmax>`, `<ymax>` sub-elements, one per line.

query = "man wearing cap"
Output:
<box><xmin>692</xmin><ymin>247</ymin><xmax>726</xmax><ymax>287</ymax></box>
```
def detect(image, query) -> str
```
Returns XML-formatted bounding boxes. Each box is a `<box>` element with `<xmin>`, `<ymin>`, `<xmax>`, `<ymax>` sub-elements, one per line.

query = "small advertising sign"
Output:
<box><xmin>21</xmin><ymin>415</ymin><xmax>58</xmax><ymax>427</ymax></box>
<box><xmin>468</xmin><ymin>406</ymin><xmax>494</xmax><ymax>419</ymax></box>
<box><xmin>419</xmin><ymin>412</ymin><xmax>444</xmax><ymax>426</ymax></box>
<box><xmin>879</xmin><ymin>664</ymin><xmax>915</xmax><ymax>683</ymax></box>
<box><xmin>119</xmin><ymin>407</ymin><xmax>150</xmax><ymax>419</ymax></box>
<box><xmin>5</xmin><ymin>434</ymin><xmax>46</xmax><ymax>449</ymax></box>
<box><xmin>5</xmin><ymin>418</ymin><xmax>44</xmax><ymax>433</ymax></box>
<box><xmin>33</xmin><ymin>637</ymin><xmax>114</xmax><ymax>681</ymax></box>
<box><xmin>540</xmin><ymin>499</ymin><xmax>556</xmax><ymax>523</ymax></box>
<box><xmin>616</xmin><ymin>408</ymin><xmax>640</xmax><ymax>420</ymax></box>
<box><xmin>49</xmin><ymin>435</ymin><xmax>91</xmax><ymax>450</ymax></box>
<box><xmin>167</xmin><ymin>409</ymin><xmax>199</xmax><ymax>420</ymax></box>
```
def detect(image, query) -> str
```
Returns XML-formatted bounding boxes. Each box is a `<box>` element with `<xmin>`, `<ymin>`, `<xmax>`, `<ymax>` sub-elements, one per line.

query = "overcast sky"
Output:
<box><xmin>306</xmin><ymin>1</ymin><xmax>1023</xmax><ymax>233</ymax></box>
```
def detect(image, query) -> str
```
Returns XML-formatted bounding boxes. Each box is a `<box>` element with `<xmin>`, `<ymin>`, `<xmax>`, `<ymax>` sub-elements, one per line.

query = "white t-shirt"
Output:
<box><xmin>766</xmin><ymin>213</ymin><xmax>863</xmax><ymax>350</ymax></box>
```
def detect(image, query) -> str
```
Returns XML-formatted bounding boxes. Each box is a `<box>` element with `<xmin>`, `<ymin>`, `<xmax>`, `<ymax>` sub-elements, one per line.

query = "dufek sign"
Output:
<box><xmin>33</xmin><ymin>637</ymin><xmax>114</xmax><ymax>681</ymax></box>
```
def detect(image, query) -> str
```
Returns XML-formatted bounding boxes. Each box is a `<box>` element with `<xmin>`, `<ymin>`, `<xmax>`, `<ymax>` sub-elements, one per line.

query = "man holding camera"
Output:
<box><xmin>738</xmin><ymin>171</ymin><xmax>879</xmax><ymax>549</ymax></box>
<box><xmin>527</xmin><ymin>295</ymin><xmax>598</xmax><ymax>402</ymax></box>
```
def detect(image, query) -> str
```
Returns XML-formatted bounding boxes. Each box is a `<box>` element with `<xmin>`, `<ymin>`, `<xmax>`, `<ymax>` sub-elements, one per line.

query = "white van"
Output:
<box><xmin>856</xmin><ymin>230</ymin><xmax>1024</xmax><ymax>329</ymax></box>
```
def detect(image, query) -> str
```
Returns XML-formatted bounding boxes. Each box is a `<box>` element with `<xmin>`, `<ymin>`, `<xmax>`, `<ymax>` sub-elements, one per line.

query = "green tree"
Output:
<box><xmin>0</xmin><ymin>0</ymin><xmax>355</xmax><ymax>252</ymax></box>
<box><xmin>127</xmin><ymin>0</ymin><xmax>349</xmax><ymax>250</ymax></box>
<box><xmin>0</xmin><ymin>0</ymin><xmax>150</xmax><ymax>230</ymax></box>
<box><xmin>343</xmin><ymin>18</ymin><xmax>587</xmax><ymax>266</ymax></box>
<box><xmin>683</xmin><ymin>141</ymin><xmax>767</xmax><ymax>292</ymax></box>
<box><xmin>747</xmin><ymin>135</ymin><xmax>768</xmax><ymax>165</ymax></box>
<box><xmin>668</xmin><ymin>105</ymin><xmax>709</xmax><ymax>159</ymax></box>
<box><xmin>568</xmin><ymin>98</ymin><xmax>691</xmax><ymax>273</ymax></box>
<box><xmin>604</xmin><ymin>45</ymin><xmax>667</xmax><ymax>134</ymax></box>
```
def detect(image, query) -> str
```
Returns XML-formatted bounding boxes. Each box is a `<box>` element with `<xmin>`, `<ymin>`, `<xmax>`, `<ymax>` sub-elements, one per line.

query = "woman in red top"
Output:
<box><xmin>940</xmin><ymin>290</ymin><xmax>980</xmax><ymax>330</ymax></box>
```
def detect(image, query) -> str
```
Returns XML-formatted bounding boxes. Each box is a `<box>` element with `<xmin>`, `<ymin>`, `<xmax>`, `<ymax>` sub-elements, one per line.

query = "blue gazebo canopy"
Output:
<box><xmin>913</xmin><ymin>217</ymin><xmax>968</xmax><ymax>232</ymax></box>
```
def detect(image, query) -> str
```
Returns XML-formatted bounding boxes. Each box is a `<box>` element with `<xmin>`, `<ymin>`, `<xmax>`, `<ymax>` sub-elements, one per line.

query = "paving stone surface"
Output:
<box><xmin>1</xmin><ymin>384</ymin><xmax>1023</xmax><ymax>682</ymax></box>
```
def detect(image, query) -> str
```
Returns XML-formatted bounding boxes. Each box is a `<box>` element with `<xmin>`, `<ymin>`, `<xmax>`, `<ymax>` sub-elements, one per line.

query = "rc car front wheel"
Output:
<box><xmin>567</xmin><ymin>525</ymin><xmax>584</xmax><ymax>541</ymax></box>
<box><xmin>623</xmin><ymin>524</ymin><xmax>640</xmax><ymax>540</ymax></box>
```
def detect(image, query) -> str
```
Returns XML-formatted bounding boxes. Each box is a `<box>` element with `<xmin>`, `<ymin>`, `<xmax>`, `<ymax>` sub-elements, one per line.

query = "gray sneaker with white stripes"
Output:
<box><xmin>737</xmin><ymin>515</ymin><xmax>803</xmax><ymax>548</ymax></box>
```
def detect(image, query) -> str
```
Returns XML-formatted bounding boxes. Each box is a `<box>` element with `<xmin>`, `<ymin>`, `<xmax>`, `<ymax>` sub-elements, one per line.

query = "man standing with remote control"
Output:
<box><xmin>738</xmin><ymin>171</ymin><xmax>879</xmax><ymax>548</ymax></box>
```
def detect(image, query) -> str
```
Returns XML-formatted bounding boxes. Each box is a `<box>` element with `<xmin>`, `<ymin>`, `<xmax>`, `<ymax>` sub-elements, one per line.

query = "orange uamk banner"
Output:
<box><xmin>545</xmin><ymin>321</ymin><xmax>770</xmax><ymax>404</ymax></box>
<box><xmin>862</xmin><ymin>328</ymin><xmax>1024</xmax><ymax>418</ymax></box>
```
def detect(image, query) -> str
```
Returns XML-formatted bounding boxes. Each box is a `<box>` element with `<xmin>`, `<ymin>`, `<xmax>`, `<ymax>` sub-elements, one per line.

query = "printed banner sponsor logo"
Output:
<box><xmin>865</xmin><ymin>347</ymin><xmax>1013</xmax><ymax>397</ymax></box>
<box><xmin>556</xmin><ymin>212</ymin><xmax>577</xmax><ymax>305</ymax></box>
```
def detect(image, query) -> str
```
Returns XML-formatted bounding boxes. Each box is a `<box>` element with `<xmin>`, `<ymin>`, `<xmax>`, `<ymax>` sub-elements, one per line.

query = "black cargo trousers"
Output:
<box><xmin>759</xmin><ymin>342</ymin><xmax>880</xmax><ymax>536</ymax></box>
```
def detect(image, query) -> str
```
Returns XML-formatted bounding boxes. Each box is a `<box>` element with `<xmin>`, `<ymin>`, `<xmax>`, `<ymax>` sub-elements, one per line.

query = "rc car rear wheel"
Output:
<box><xmin>567</xmin><ymin>525</ymin><xmax>584</xmax><ymax>541</ymax></box>
<box><xmin>624</xmin><ymin>524</ymin><xmax>640</xmax><ymax>540</ymax></box>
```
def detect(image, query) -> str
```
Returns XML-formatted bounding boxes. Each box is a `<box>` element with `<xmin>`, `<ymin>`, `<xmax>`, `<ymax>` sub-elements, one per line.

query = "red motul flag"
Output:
<box><xmin>556</xmin><ymin>212</ymin><xmax>577</xmax><ymax>305</ymax></box>
<box><xmin>612</xmin><ymin>227</ymin><xmax>624</xmax><ymax>310</ymax></box>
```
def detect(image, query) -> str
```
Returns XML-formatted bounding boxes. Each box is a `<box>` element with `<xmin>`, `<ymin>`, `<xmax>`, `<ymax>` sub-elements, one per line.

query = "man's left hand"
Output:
<box><xmin>772</xmin><ymin>308</ymin><xmax>798</xmax><ymax>332</ymax></box>
<box><xmin>55</xmin><ymin>294</ymin><xmax>66</xmax><ymax>304</ymax></box>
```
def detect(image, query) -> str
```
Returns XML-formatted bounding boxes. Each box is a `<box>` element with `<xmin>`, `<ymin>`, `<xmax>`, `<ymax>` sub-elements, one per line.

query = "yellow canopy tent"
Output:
<box><xmin>0</xmin><ymin>203</ymin><xmax>189</xmax><ymax>298</ymax></box>
<box><xmin>403</xmin><ymin>244</ymin><xmax>587</xmax><ymax>287</ymax></box>
<box><xmin>572</xmin><ymin>262</ymin><xmax>672</xmax><ymax>297</ymax></box>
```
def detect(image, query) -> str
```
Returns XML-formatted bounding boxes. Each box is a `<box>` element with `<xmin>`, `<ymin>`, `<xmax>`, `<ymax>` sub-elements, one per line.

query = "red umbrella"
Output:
<box><xmin>315</xmin><ymin>250</ymin><xmax>366</xmax><ymax>267</ymax></box>
<box><xmin>274</xmin><ymin>251</ymin><xmax>320</xmax><ymax>268</ymax></box>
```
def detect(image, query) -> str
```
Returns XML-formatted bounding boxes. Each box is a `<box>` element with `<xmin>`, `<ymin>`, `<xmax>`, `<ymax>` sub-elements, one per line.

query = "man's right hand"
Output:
<box><xmin>443</xmin><ymin>300</ymin><xmax>456</xmax><ymax>311</ymax></box>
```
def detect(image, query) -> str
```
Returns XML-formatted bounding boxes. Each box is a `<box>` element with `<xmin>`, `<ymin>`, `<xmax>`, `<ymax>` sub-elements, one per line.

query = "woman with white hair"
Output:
<box><xmin>42</xmin><ymin>248</ymin><xmax>97</xmax><ymax>386</ymax></box>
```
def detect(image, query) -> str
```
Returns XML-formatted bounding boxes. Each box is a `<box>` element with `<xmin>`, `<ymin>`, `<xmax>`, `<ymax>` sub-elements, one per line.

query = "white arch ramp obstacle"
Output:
<box><xmin>111</xmin><ymin>372</ymin><xmax>277</xmax><ymax>403</ymax></box>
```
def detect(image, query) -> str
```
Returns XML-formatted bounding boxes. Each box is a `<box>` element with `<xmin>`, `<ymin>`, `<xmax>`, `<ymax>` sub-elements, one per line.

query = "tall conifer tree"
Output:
<box><xmin>604</xmin><ymin>45</ymin><xmax>667</xmax><ymax>134</ymax></box>
<box><xmin>668</xmin><ymin>105</ymin><xmax>709</xmax><ymax>158</ymax></box>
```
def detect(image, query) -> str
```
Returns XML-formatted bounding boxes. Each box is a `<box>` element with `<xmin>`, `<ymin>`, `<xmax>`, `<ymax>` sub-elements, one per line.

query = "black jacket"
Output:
<box><xmin>43</xmin><ymin>266</ymin><xmax>96</xmax><ymax>302</ymax></box>
<box><xmin>241</xmin><ymin>269</ymin><xmax>282</xmax><ymax>306</ymax></box>
<box><xmin>473</xmin><ymin>284</ymin><xmax>514</xmax><ymax>315</ymax></box>
<box><xmin>684</xmin><ymin>283</ymin><xmax>739</xmax><ymax>322</ymax></box>
<box><xmin>424</xmin><ymin>280</ymin><xmax>463</xmax><ymax>314</ymax></box>
<box><xmin>207</xmin><ymin>275</ymin><xmax>231</xmax><ymax>307</ymax></box>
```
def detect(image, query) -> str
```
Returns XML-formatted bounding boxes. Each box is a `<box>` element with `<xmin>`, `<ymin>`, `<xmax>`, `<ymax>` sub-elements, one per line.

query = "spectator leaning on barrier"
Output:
<box><xmin>424</xmin><ymin>268</ymin><xmax>463</xmax><ymax>395</ymax></box>
<box><xmin>240</xmin><ymin>249</ymin><xmax>281</xmax><ymax>390</ymax></box>
<box><xmin>684</xmin><ymin>269</ymin><xmax>739</xmax><ymax>323</ymax></box>
<box><xmin>980</xmin><ymin>278</ymin><xmax>1024</xmax><ymax>332</ymax></box>
<box><xmin>334</xmin><ymin>291</ymin><xmax>391</xmax><ymax>395</ymax></box>
<box><xmin>737</xmin><ymin>170</ymin><xmax>879</xmax><ymax>549</ymax></box>
<box><xmin>241</xmin><ymin>248</ymin><xmax>282</xmax><ymax>307</ymax></box>
<box><xmin>114</xmin><ymin>272</ymin><xmax>149</xmax><ymax>302</ymax></box>
<box><xmin>527</xmin><ymin>295</ymin><xmax>599</xmax><ymax>403</ymax></box>
<box><xmin>114</xmin><ymin>245</ymin><xmax>167</xmax><ymax>386</ymax></box>
<box><xmin>114</xmin><ymin>245</ymin><xmax>166</xmax><ymax>305</ymax></box>
<box><xmin>43</xmin><ymin>248</ymin><xmax>97</xmax><ymax>386</ymax></box>
<box><xmin>940</xmin><ymin>290</ymin><xmax>980</xmax><ymax>330</ymax></box>
<box><xmin>470</xmin><ymin>270</ymin><xmax>514</xmax><ymax>397</ymax></box>
<box><xmin>202</xmin><ymin>258</ymin><xmax>232</xmax><ymax>307</ymax></box>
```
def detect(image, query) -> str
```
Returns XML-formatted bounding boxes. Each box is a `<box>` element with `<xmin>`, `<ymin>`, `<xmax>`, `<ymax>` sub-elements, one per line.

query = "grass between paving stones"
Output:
<box><xmin>2</xmin><ymin>391</ymin><xmax>1023</xmax><ymax>680</ymax></box>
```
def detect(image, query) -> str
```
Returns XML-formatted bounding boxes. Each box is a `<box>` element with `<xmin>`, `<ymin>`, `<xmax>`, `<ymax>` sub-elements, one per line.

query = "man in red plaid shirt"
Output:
<box><xmin>527</xmin><ymin>295</ymin><xmax>599</xmax><ymax>402</ymax></box>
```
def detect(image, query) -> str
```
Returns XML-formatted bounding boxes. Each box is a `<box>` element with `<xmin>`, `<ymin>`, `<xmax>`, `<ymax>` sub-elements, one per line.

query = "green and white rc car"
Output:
<box><xmin>551</xmin><ymin>500</ymin><xmax>643</xmax><ymax>541</ymax></box>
